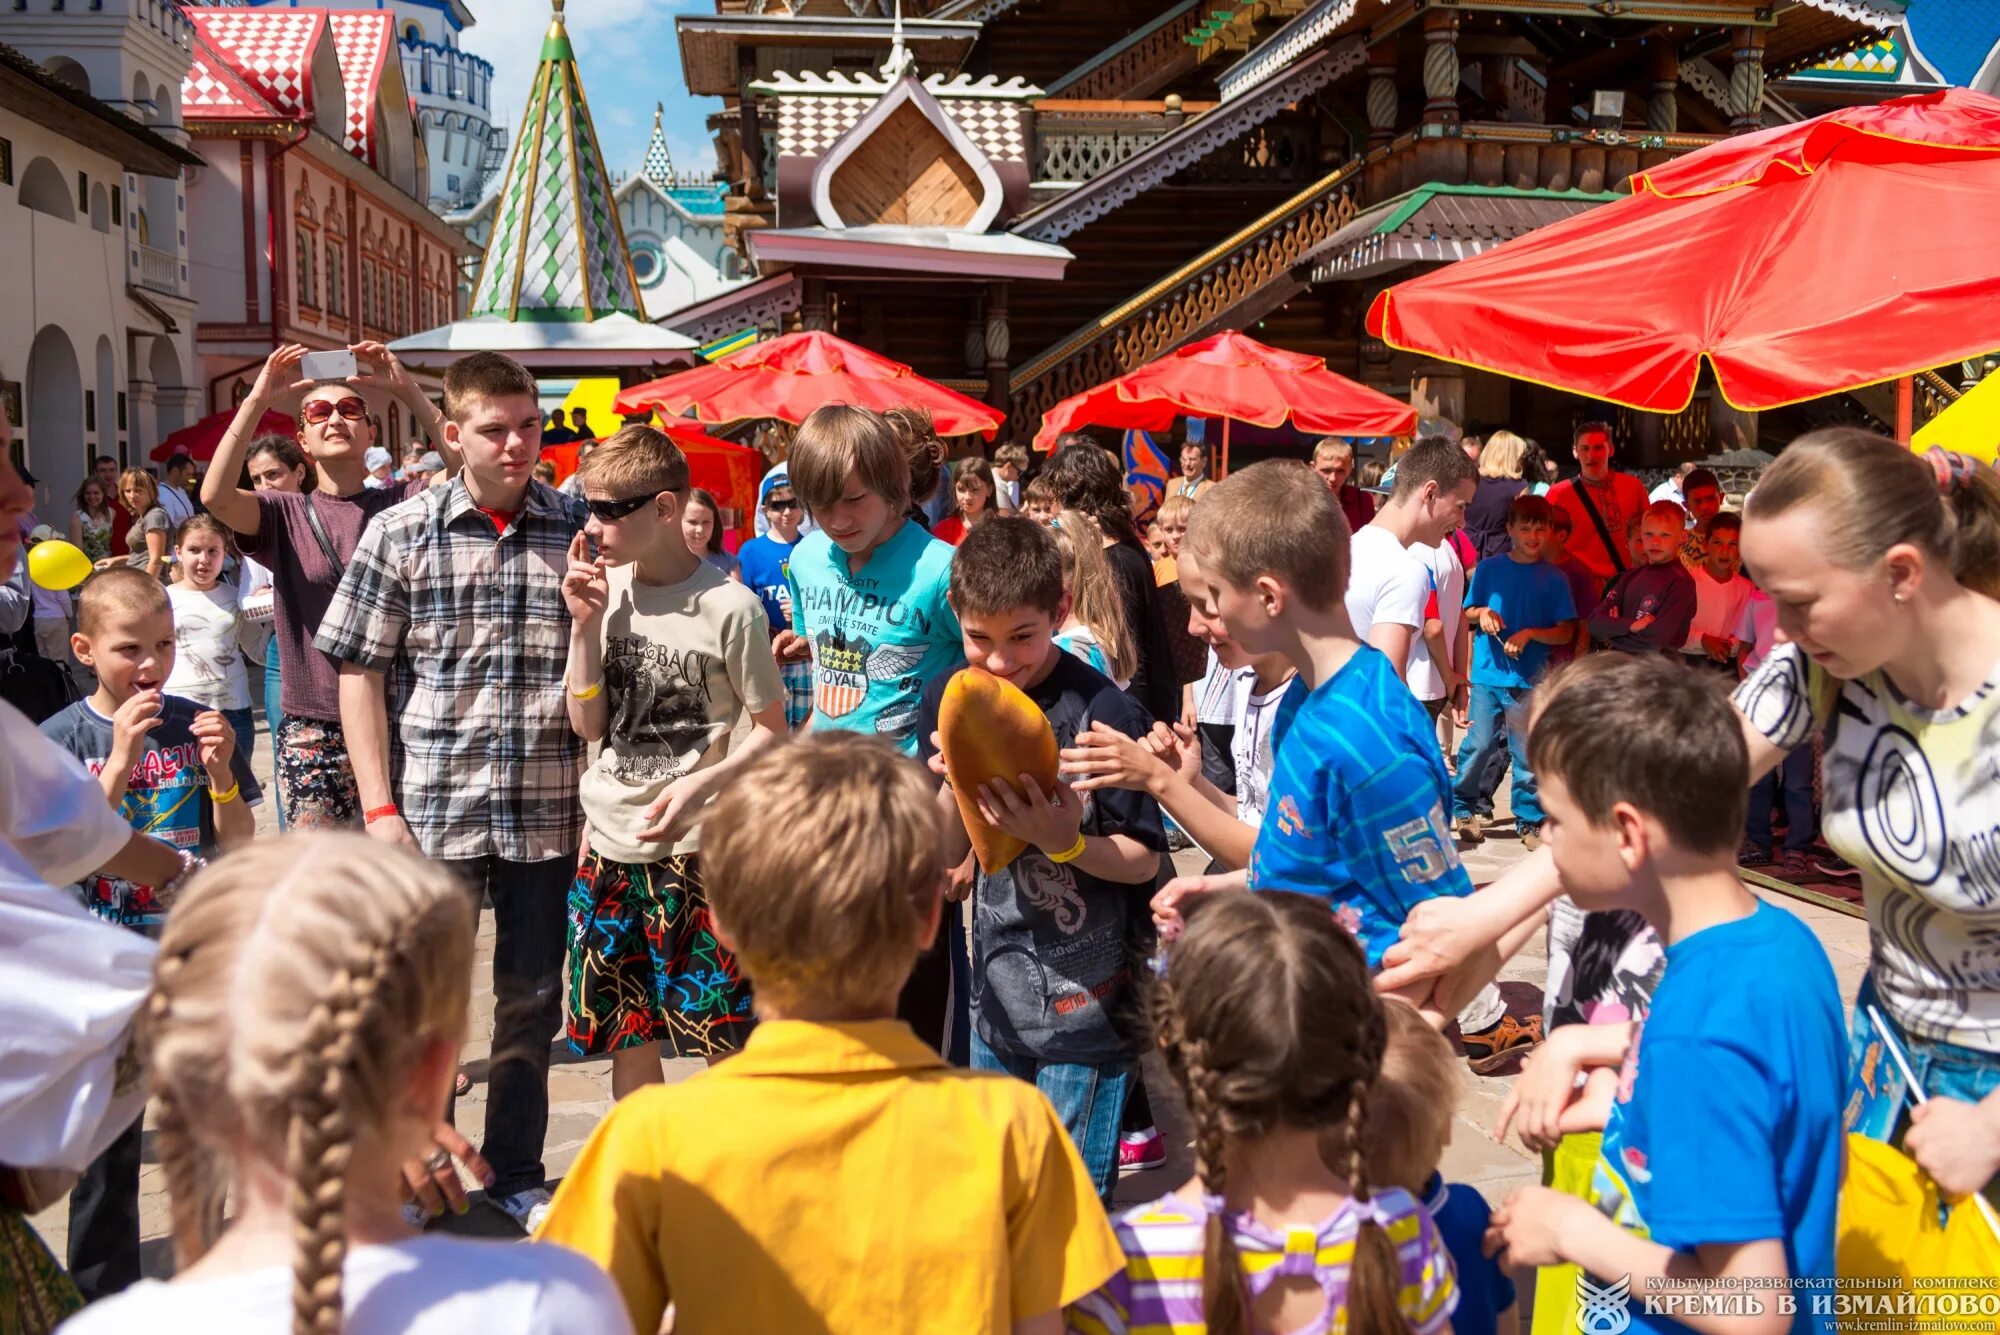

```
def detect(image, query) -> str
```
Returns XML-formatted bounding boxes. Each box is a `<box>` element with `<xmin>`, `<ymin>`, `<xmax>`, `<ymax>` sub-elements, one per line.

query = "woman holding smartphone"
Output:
<box><xmin>198</xmin><ymin>342</ymin><xmax>455</xmax><ymax>827</ymax></box>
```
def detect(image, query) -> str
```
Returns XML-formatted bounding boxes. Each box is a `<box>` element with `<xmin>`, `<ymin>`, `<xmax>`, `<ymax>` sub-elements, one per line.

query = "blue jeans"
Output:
<box><xmin>1746</xmin><ymin>743</ymin><xmax>1813</xmax><ymax>852</ymax></box>
<box><xmin>1453</xmin><ymin>683</ymin><xmax>1540</xmax><ymax>826</ymax></box>
<box><xmin>263</xmin><ymin>636</ymin><xmax>286</xmax><ymax>828</ymax></box>
<box><xmin>1851</xmin><ymin>974</ymin><xmax>2000</xmax><ymax>1202</ymax></box>
<box><xmin>223</xmin><ymin>706</ymin><xmax>257</xmax><ymax>782</ymax></box>
<box><xmin>970</xmin><ymin>1032</ymin><xmax>1130</xmax><ymax>1204</ymax></box>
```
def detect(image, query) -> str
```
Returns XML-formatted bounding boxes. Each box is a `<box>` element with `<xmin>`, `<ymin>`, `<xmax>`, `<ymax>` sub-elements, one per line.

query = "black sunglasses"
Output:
<box><xmin>764</xmin><ymin>496</ymin><xmax>801</xmax><ymax>511</ymax></box>
<box><xmin>585</xmin><ymin>493</ymin><xmax>657</xmax><ymax>521</ymax></box>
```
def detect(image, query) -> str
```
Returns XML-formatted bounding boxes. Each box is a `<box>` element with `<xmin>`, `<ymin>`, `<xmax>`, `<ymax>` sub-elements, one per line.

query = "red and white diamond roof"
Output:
<box><xmin>183</xmin><ymin>9</ymin><xmax>397</xmax><ymax>168</ymax></box>
<box><xmin>327</xmin><ymin>13</ymin><xmax>392</xmax><ymax>166</ymax></box>
<box><xmin>189</xmin><ymin>9</ymin><xmax>323</xmax><ymax>119</ymax></box>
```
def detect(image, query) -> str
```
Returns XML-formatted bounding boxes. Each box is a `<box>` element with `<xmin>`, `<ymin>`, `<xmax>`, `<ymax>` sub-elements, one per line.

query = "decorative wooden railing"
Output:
<box><xmin>1032</xmin><ymin>100</ymin><xmax>1218</xmax><ymax>185</ymax></box>
<box><xmin>1046</xmin><ymin>0</ymin><xmax>1205</xmax><ymax>101</ymax></box>
<box><xmin>1009</xmin><ymin>155</ymin><xmax>1365</xmax><ymax>440</ymax></box>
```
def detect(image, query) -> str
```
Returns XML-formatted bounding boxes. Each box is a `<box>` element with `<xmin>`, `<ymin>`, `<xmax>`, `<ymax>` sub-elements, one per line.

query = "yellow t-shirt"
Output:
<box><xmin>536</xmin><ymin>1018</ymin><xmax>1125</xmax><ymax>1333</ymax></box>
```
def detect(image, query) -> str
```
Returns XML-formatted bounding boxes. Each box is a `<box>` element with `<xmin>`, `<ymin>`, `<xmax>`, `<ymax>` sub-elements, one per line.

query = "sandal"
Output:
<box><xmin>454</xmin><ymin>1070</ymin><xmax>472</xmax><ymax>1098</ymax></box>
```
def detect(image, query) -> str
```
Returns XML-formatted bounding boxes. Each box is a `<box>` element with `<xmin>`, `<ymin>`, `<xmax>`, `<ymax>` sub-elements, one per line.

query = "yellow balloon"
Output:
<box><xmin>28</xmin><ymin>539</ymin><xmax>93</xmax><ymax>591</ymax></box>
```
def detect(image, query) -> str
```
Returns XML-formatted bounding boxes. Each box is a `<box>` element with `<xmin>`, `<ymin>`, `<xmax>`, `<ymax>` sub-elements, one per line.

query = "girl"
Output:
<box><xmin>162</xmin><ymin>515</ymin><xmax>263</xmax><ymax>776</ymax></box>
<box><xmin>61</xmin><ymin>836</ymin><xmax>632</xmax><ymax>1334</ymax></box>
<box><xmin>69</xmin><ymin>478</ymin><xmax>116</xmax><ymax>566</ymax></box>
<box><xmin>1068</xmin><ymin>891</ymin><xmax>1458</xmax><ymax>1335</ymax></box>
<box><xmin>933</xmin><ymin>457</ymin><xmax>996</xmax><ymax>546</ymax></box>
<box><xmin>241</xmin><ymin>435</ymin><xmax>310</xmax><ymax>830</ymax></box>
<box><xmin>682</xmin><ymin>486</ymin><xmax>739</xmax><ymax>581</ymax></box>
<box><xmin>1051</xmin><ymin>509</ymin><xmax>1135</xmax><ymax>690</ymax></box>
<box><xmin>113</xmin><ymin>470</ymin><xmax>169</xmax><ymax>579</ymax></box>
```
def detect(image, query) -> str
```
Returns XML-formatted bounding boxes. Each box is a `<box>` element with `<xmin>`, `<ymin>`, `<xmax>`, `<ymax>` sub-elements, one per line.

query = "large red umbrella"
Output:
<box><xmin>612</xmin><ymin>330</ymin><xmax>1003</xmax><ymax>439</ymax></box>
<box><xmin>542</xmin><ymin>421</ymin><xmax>765</xmax><ymax>535</ymax></box>
<box><xmin>1365</xmin><ymin>89</ymin><xmax>2000</xmax><ymax>413</ymax></box>
<box><xmin>1030</xmin><ymin>330</ymin><xmax>1416</xmax><ymax>468</ymax></box>
<box><xmin>151</xmin><ymin>408</ymin><xmax>295</xmax><ymax>462</ymax></box>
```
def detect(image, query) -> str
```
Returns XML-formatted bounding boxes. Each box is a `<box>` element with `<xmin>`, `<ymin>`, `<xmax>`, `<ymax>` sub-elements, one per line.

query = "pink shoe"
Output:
<box><xmin>1119</xmin><ymin>1128</ymin><xmax>1166</xmax><ymax>1174</ymax></box>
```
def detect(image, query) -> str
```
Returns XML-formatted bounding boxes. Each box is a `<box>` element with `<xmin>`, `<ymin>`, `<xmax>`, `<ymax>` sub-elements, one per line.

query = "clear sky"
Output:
<box><xmin>459</xmin><ymin>0</ymin><xmax>722</xmax><ymax>182</ymax></box>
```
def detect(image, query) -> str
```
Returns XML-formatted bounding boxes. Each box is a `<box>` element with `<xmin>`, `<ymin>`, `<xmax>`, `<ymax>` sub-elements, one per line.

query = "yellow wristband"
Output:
<box><xmin>1047</xmin><ymin>833</ymin><xmax>1088</xmax><ymax>865</ymax></box>
<box><xmin>569</xmin><ymin>679</ymin><xmax>603</xmax><ymax>701</ymax></box>
<box><xmin>208</xmin><ymin>782</ymin><xmax>240</xmax><ymax>805</ymax></box>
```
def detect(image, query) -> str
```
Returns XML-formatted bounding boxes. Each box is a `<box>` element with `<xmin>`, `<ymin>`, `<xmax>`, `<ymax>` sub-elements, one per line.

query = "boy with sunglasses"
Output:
<box><xmin>737</xmin><ymin>477</ymin><xmax>812</xmax><ymax>729</ymax></box>
<box><xmin>559</xmin><ymin>425</ymin><xmax>787</xmax><ymax>1095</ymax></box>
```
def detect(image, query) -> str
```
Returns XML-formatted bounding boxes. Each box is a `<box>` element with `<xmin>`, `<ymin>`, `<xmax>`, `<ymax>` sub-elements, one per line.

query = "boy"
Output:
<box><xmin>993</xmin><ymin>443</ymin><xmax>1029</xmax><ymax>511</ymax></box>
<box><xmin>1312</xmin><ymin>435</ymin><xmax>1377</xmax><ymax>535</ymax></box>
<box><xmin>1487</xmin><ymin>656</ymin><xmax>1845</xmax><ymax>1333</ymax></box>
<box><xmin>1453</xmin><ymin>494</ymin><xmax>1577</xmax><ymax>852</ymax></box>
<box><xmin>1544</xmin><ymin>508</ymin><xmax>1600</xmax><ymax>663</ymax></box>
<box><xmin>736</xmin><ymin>474</ymin><xmax>812</xmax><ymax>729</ymax></box>
<box><xmin>1678</xmin><ymin>467</ymin><xmax>1725</xmax><ymax>567</ymax></box>
<box><xmin>1023</xmin><ymin>475</ymin><xmax>1061</xmax><ymax>526</ymax></box>
<box><xmin>315</xmin><ymin>350</ymin><xmax>581</xmax><ymax>1232</ymax></box>
<box><xmin>1680</xmin><ymin>514</ymin><xmax>1754</xmax><ymax>675</ymax></box>
<box><xmin>42</xmin><ymin>566</ymin><xmax>259</xmax><ymax>1300</ymax></box>
<box><xmin>1155</xmin><ymin>464</ymin><xmax>1537</xmax><ymax>1071</ymax></box>
<box><xmin>916</xmin><ymin>517</ymin><xmax>1166</xmax><ymax>1201</ymax></box>
<box><xmin>538</xmin><ymin>733</ymin><xmax>1124</xmax><ymax>1333</ymax></box>
<box><xmin>560</xmin><ymin>426</ymin><xmax>787</xmax><ymax>1098</ymax></box>
<box><xmin>779</xmin><ymin>403</ymin><xmax>961</xmax><ymax>755</ymax></box>
<box><xmin>1345</xmin><ymin>436</ymin><xmax>1478</xmax><ymax>685</ymax></box>
<box><xmin>1586</xmin><ymin>501</ymin><xmax>1696</xmax><ymax>657</ymax></box>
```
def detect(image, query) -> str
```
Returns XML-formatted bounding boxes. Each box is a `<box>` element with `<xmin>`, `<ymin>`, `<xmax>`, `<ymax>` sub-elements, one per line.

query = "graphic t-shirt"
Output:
<box><xmin>1737</xmin><ymin>641</ymin><xmax>2000</xmax><ymax>1051</ymax></box>
<box><xmin>785</xmin><ymin>521</ymin><xmax>961</xmax><ymax>754</ymax></box>
<box><xmin>735</xmin><ymin>533</ymin><xmax>799</xmax><ymax>633</ymax></box>
<box><xmin>39</xmin><ymin>695</ymin><xmax>261</xmax><ymax>928</ymax></box>
<box><xmin>1591</xmin><ymin>902</ymin><xmax>1845</xmax><ymax>1332</ymax></box>
<box><xmin>163</xmin><ymin>583</ymin><xmax>255</xmax><ymax>711</ymax></box>
<box><xmin>1248</xmin><ymin>647</ymin><xmax>1473</xmax><ymax>965</ymax></box>
<box><xmin>1464</xmin><ymin>555</ymin><xmax>1577</xmax><ymax>689</ymax></box>
<box><xmin>917</xmin><ymin>653</ymin><xmax>1166</xmax><ymax>1065</ymax></box>
<box><xmin>1230</xmin><ymin>673</ymin><xmax>1291</xmax><ymax>828</ymax></box>
<box><xmin>580</xmin><ymin>562</ymin><xmax>784</xmax><ymax>865</ymax></box>
<box><xmin>1587</xmin><ymin>562</ymin><xmax>1696</xmax><ymax>656</ymax></box>
<box><xmin>1548</xmin><ymin>472</ymin><xmax>1650</xmax><ymax>582</ymax></box>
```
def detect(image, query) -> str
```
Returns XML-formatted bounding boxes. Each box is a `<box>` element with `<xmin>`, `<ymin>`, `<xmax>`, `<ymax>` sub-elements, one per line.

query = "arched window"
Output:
<box><xmin>325</xmin><ymin>194</ymin><xmax>348</xmax><ymax>319</ymax></box>
<box><xmin>294</xmin><ymin>191</ymin><xmax>319</xmax><ymax>310</ymax></box>
<box><xmin>19</xmin><ymin>157</ymin><xmax>75</xmax><ymax>222</ymax></box>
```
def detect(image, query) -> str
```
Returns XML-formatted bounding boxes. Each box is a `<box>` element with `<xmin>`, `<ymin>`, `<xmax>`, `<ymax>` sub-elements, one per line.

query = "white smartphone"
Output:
<box><xmin>299</xmin><ymin>349</ymin><xmax>357</xmax><ymax>381</ymax></box>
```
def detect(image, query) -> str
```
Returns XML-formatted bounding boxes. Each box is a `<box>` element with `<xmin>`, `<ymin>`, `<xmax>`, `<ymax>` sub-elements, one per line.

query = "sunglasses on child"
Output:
<box><xmin>301</xmin><ymin>396</ymin><xmax>367</xmax><ymax>425</ymax></box>
<box><xmin>585</xmin><ymin>492</ymin><xmax>659</xmax><ymax>521</ymax></box>
<box><xmin>764</xmin><ymin>496</ymin><xmax>801</xmax><ymax>512</ymax></box>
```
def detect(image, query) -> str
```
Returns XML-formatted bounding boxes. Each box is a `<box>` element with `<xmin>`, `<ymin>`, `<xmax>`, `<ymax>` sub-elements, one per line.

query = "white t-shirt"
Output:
<box><xmin>1231</xmin><ymin>673</ymin><xmax>1293</xmax><ymax>828</ymax></box>
<box><xmin>1344</xmin><ymin>524</ymin><xmax>1431</xmax><ymax>683</ymax></box>
<box><xmin>163</xmin><ymin>583</ymin><xmax>255</xmax><ymax>711</ymax></box>
<box><xmin>158</xmin><ymin>484</ymin><xmax>196</xmax><ymax>527</ymax></box>
<box><xmin>1649</xmin><ymin>478</ymin><xmax>1685</xmax><ymax>505</ymax></box>
<box><xmin>1406</xmin><ymin>540</ymin><xmax>1466</xmax><ymax>702</ymax></box>
<box><xmin>1681</xmin><ymin>569</ymin><xmax>1755</xmax><ymax>656</ymax></box>
<box><xmin>1734</xmin><ymin>589</ymin><xmax>1777</xmax><ymax>674</ymax></box>
<box><xmin>57</xmin><ymin>1235</ymin><xmax>632</xmax><ymax>1335</ymax></box>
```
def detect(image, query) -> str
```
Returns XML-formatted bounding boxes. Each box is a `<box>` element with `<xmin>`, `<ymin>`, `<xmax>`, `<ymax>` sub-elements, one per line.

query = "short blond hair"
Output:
<box><xmin>1364</xmin><ymin>1001</ymin><xmax>1461</xmax><ymax>1193</ymax></box>
<box><xmin>701</xmin><ymin>734</ymin><xmax>942</xmax><ymax>1012</ymax></box>
<box><xmin>788</xmin><ymin>404</ymin><xmax>911</xmax><ymax>516</ymax></box>
<box><xmin>579</xmin><ymin>423</ymin><xmax>689</xmax><ymax>495</ymax></box>
<box><xmin>1311</xmin><ymin>437</ymin><xmax>1354</xmax><ymax>465</ymax></box>
<box><xmin>1185</xmin><ymin>460</ymin><xmax>1349</xmax><ymax>611</ymax></box>
<box><xmin>77</xmin><ymin>565</ymin><xmax>170</xmax><ymax>634</ymax></box>
<box><xmin>1154</xmin><ymin>494</ymin><xmax>1195</xmax><ymax>528</ymax></box>
<box><xmin>441</xmin><ymin>351</ymin><xmax>538</xmax><ymax>423</ymax></box>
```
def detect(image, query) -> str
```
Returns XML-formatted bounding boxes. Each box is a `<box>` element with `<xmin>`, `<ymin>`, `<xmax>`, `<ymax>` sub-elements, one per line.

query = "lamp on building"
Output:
<box><xmin>1588</xmin><ymin>90</ymin><xmax>1627</xmax><ymax>131</ymax></box>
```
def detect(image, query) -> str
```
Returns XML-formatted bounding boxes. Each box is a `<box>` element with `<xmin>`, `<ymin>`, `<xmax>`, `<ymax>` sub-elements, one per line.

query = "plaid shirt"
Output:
<box><xmin>314</xmin><ymin>477</ymin><xmax>587</xmax><ymax>862</ymax></box>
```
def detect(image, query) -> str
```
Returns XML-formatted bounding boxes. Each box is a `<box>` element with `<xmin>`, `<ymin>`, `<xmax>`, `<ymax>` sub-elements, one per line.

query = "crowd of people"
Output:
<box><xmin>1</xmin><ymin>335</ymin><xmax>1997</xmax><ymax>1335</ymax></box>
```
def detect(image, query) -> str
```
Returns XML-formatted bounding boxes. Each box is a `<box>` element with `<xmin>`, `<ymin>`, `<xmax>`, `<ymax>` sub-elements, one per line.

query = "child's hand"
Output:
<box><xmin>638</xmin><ymin>769</ymin><xmax>717</xmax><ymax>844</ymax></box>
<box><xmin>1476</xmin><ymin>608</ymin><xmax>1507</xmax><ymax>636</ymax></box>
<box><xmin>1485</xmin><ymin>1185</ymin><xmax>1595</xmax><ymax>1269</ymax></box>
<box><xmin>772</xmin><ymin>629</ymin><xmax>811</xmax><ymax>663</ymax></box>
<box><xmin>1494</xmin><ymin>1024</ymin><xmax>1594</xmax><ymax>1151</ymax></box>
<box><xmin>1701</xmin><ymin>633</ymin><xmax>1735</xmax><ymax>662</ymax></box>
<box><xmin>110</xmin><ymin>690</ymin><xmax>165</xmax><ymax>766</ymax></box>
<box><xmin>1151</xmin><ymin>873</ymin><xmax>1228</xmax><ymax>940</ymax></box>
<box><xmin>560</xmin><ymin>532</ymin><xmax>609</xmax><ymax>627</ymax></box>
<box><xmin>975</xmin><ymin>773</ymin><xmax>1083</xmax><ymax>858</ymax></box>
<box><xmin>1503</xmin><ymin>630</ymin><xmax>1533</xmax><ymax>658</ymax></box>
<box><xmin>1905</xmin><ymin>1095</ymin><xmax>2000</xmax><ymax>1198</ymax></box>
<box><xmin>1630</xmin><ymin>613</ymin><xmax>1655</xmax><ymax>632</ymax></box>
<box><xmin>1145</xmin><ymin>720</ymin><xmax>1204</xmax><ymax>785</ymax></box>
<box><xmin>926</xmin><ymin>732</ymin><xmax>950</xmax><ymax>781</ymax></box>
<box><xmin>190</xmin><ymin>709</ymin><xmax>236</xmax><ymax>781</ymax></box>
<box><xmin>1061</xmin><ymin>721</ymin><xmax>1170</xmax><ymax>795</ymax></box>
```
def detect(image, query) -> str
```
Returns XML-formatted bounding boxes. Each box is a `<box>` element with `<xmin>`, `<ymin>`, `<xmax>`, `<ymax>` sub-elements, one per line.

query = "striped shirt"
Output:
<box><xmin>313</xmin><ymin>477</ymin><xmax>587</xmax><ymax>862</ymax></box>
<box><xmin>1067</xmin><ymin>1185</ymin><xmax>1458</xmax><ymax>1335</ymax></box>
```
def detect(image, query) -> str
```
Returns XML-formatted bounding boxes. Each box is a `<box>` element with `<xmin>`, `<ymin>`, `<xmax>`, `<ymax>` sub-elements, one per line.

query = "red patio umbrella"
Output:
<box><xmin>1365</xmin><ymin>89</ymin><xmax>2000</xmax><ymax>414</ymax></box>
<box><xmin>1030</xmin><ymin>330</ymin><xmax>1417</xmax><ymax>470</ymax></box>
<box><xmin>612</xmin><ymin>330</ymin><xmax>1004</xmax><ymax>439</ymax></box>
<box><xmin>150</xmin><ymin>408</ymin><xmax>295</xmax><ymax>462</ymax></box>
<box><xmin>541</xmin><ymin>421</ymin><xmax>765</xmax><ymax>531</ymax></box>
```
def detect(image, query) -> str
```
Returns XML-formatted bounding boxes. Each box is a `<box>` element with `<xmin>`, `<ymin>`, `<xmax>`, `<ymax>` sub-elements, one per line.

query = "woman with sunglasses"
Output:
<box><xmin>198</xmin><ymin>342</ymin><xmax>455</xmax><ymax>827</ymax></box>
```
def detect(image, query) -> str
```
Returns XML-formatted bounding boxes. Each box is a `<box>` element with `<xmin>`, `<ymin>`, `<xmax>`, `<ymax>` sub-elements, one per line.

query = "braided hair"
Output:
<box><xmin>140</xmin><ymin>836</ymin><xmax>473</xmax><ymax>1335</ymax></box>
<box><xmin>1151</xmin><ymin>890</ymin><xmax>1400</xmax><ymax>1335</ymax></box>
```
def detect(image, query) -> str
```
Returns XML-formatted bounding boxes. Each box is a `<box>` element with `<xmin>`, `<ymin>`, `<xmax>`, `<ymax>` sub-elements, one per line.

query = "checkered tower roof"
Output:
<box><xmin>642</xmin><ymin>102</ymin><xmax>676</xmax><ymax>188</ymax></box>
<box><xmin>188</xmin><ymin>9</ymin><xmax>324</xmax><ymax>120</ymax></box>
<box><xmin>182</xmin><ymin>9</ymin><xmax>397</xmax><ymax>170</ymax></box>
<box><xmin>468</xmin><ymin>1</ymin><xmax>641</xmax><ymax>323</ymax></box>
<box><xmin>327</xmin><ymin>13</ymin><xmax>393</xmax><ymax>166</ymax></box>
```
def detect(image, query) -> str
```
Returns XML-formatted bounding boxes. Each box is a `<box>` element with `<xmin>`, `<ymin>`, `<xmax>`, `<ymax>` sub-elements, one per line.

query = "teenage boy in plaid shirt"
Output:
<box><xmin>315</xmin><ymin>351</ymin><xmax>586</xmax><ymax>1233</ymax></box>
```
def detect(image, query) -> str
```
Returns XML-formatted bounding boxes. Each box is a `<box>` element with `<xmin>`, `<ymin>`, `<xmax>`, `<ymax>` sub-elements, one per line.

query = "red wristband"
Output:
<box><xmin>364</xmin><ymin>804</ymin><xmax>400</xmax><ymax>825</ymax></box>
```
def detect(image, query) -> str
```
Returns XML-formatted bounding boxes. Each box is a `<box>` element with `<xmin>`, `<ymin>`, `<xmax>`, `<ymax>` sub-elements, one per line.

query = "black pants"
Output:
<box><xmin>449</xmin><ymin>853</ymin><xmax>572</xmax><ymax>1199</ymax></box>
<box><xmin>68</xmin><ymin>1116</ymin><xmax>142</xmax><ymax>1301</ymax></box>
<box><xmin>897</xmin><ymin>909</ymin><xmax>970</xmax><ymax>1065</ymax></box>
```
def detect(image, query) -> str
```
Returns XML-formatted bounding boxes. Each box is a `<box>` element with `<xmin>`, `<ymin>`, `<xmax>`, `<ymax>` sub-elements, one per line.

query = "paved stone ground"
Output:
<box><xmin>29</xmin><ymin>713</ymin><xmax>1875</xmax><ymax>1280</ymax></box>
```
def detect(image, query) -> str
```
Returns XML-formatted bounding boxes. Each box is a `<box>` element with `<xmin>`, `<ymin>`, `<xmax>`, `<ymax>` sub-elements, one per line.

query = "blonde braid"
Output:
<box><xmin>148</xmin><ymin>952</ymin><xmax>223</xmax><ymax>1268</ymax></box>
<box><xmin>1344</xmin><ymin>1072</ymin><xmax>1409</xmax><ymax>1335</ymax></box>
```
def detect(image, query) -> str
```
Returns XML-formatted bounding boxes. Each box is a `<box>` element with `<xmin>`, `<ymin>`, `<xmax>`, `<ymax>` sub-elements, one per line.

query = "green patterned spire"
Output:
<box><xmin>468</xmin><ymin>0</ymin><xmax>641</xmax><ymax>323</ymax></box>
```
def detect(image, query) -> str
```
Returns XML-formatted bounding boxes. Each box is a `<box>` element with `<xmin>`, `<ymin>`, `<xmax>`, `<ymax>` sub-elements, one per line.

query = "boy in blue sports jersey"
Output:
<box><xmin>1485</xmin><ymin>656</ymin><xmax>1844</xmax><ymax>1333</ymax></box>
<box><xmin>777</xmin><ymin>405</ymin><xmax>962</xmax><ymax>754</ymax></box>
<box><xmin>736</xmin><ymin>476</ymin><xmax>812</xmax><ymax>730</ymax></box>
<box><xmin>1151</xmin><ymin>461</ymin><xmax>1475</xmax><ymax>972</ymax></box>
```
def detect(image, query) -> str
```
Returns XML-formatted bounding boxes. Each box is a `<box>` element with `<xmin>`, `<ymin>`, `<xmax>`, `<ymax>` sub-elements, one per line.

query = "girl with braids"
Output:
<box><xmin>1068</xmin><ymin>890</ymin><xmax>1458</xmax><ymax>1335</ymax></box>
<box><xmin>61</xmin><ymin>836</ymin><xmax>629</xmax><ymax>1335</ymax></box>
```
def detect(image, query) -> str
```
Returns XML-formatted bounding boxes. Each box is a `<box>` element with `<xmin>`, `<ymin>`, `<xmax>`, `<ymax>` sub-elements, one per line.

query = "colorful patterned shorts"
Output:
<box><xmin>273</xmin><ymin>716</ymin><xmax>361</xmax><ymax>829</ymax></box>
<box><xmin>782</xmin><ymin>659</ymin><xmax>814</xmax><ymax>731</ymax></box>
<box><xmin>565</xmin><ymin>850</ymin><xmax>753</xmax><ymax>1059</ymax></box>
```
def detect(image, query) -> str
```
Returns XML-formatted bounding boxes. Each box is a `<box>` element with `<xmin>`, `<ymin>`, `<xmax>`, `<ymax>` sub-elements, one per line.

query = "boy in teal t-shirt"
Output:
<box><xmin>778</xmin><ymin>406</ymin><xmax>961</xmax><ymax>754</ymax></box>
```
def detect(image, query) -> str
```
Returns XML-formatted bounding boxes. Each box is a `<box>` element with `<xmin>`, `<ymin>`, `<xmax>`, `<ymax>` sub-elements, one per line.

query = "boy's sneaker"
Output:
<box><xmin>1453</xmin><ymin>815</ymin><xmax>1486</xmax><ymax>847</ymax></box>
<box><xmin>1737</xmin><ymin>841</ymin><xmax>1773</xmax><ymax>868</ymax></box>
<box><xmin>1775</xmin><ymin>849</ymin><xmax>1811</xmax><ymax>880</ymax></box>
<box><xmin>1118</xmin><ymin>1128</ymin><xmax>1166</xmax><ymax>1175</ymax></box>
<box><xmin>1165</xmin><ymin>826</ymin><xmax>1192</xmax><ymax>853</ymax></box>
<box><xmin>1518</xmin><ymin>824</ymin><xmax>1542</xmax><ymax>852</ymax></box>
<box><xmin>1811</xmin><ymin>850</ymin><xmax>1859</xmax><ymax>881</ymax></box>
<box><xmin>1461</xmin><ymin>1014</ymin><xmax>1543</xmax><ymax>1075</ymax></box>
<box><xmin>494</xmin><ymin>1185</ymin><xmax>553</xmax><ymax>1234</ymax></box>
